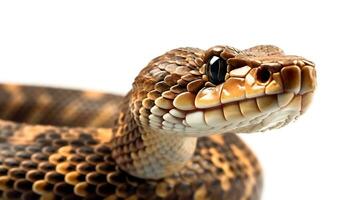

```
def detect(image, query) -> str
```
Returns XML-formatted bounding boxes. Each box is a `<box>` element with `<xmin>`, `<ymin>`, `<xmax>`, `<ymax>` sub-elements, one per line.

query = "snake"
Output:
<box><xmin>0</xmin><ymin>45</ymin><xmax>316</xmax><ymax>200</ymax></box>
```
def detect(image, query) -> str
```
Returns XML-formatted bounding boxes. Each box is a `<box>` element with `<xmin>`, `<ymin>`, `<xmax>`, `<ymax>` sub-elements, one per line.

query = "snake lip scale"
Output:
<box><xmin>0</xmin><ymin>45</ymin><xmax>316</xmax><ymax>200</ymax></box>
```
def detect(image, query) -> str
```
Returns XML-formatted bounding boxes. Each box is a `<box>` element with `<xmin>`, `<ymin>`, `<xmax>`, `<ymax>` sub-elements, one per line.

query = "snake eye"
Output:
<box><xmin>206</xmin><ymin>56</ymin><xmax>227</xmax><ymax>85</ymax></box>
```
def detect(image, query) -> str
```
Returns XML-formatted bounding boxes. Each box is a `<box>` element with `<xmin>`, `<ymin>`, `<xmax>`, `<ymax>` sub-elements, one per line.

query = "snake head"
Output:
<box><xmin>130</xmin><ymin>45</ymin><xmax>316</xmax><ymax>136</ymax></box>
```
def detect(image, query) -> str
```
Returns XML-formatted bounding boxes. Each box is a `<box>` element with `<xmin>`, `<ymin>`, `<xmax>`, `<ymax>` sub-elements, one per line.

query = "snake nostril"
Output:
<box><xmin>256</xmin><ymin>67</ymin><xmax>271</xmax><ymax>84</ymax></box>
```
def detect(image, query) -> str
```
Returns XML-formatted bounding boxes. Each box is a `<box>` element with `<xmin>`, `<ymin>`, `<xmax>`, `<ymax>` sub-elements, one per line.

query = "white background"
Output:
<box><xmin>0</xmin><ymin>1</ymin><xmax>356</xmax><ymax>199</ymax></box>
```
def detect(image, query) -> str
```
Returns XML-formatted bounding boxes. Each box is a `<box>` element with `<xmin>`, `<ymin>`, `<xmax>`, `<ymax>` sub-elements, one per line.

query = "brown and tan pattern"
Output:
<box><xmin>0</xmin><ymin>45</ymin><xmax>316</xmax><ymax>199</ymax></box>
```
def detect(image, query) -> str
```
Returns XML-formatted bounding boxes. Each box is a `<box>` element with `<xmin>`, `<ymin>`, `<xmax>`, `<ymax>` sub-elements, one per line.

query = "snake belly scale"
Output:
<box><xmin>0</xmin><ymin>45</ymin><xmax>316</xmax><ymax>200</ymax></box>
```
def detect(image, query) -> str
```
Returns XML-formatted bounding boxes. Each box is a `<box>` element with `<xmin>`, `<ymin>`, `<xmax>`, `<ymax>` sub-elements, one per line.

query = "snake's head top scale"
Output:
<box><xmin>113</xmin><ymin>45</ymin><xmax>316</xmax><ymax>179</ymax></box>
<box><xmin>126</xmin><ymin>45</ymin><xmax>316</xmax><ymax>136</ymax></box>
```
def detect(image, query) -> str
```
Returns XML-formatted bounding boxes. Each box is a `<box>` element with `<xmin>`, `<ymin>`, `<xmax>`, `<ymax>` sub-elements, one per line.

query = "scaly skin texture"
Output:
<box><xmin>0</xmin><ymin>45</ymin><xmax>316</xmax><ymax>200</ymax></box>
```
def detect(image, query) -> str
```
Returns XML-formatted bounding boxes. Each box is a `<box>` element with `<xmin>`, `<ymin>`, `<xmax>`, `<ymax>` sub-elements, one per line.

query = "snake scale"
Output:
<box><xmin>0</xmin><ymin>45</ymin><xmax>316</xmax><ymax>200</ymax></box>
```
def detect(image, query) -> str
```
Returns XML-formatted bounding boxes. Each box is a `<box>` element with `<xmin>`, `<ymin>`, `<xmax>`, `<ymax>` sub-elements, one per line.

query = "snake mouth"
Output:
<box><xmin>177</xmin><ymin>92</ymin><xmax>312</xmax><ymax>136</ymax></box>
<box><xmin>164</xmin><ymin>57</ymin><xmax>317</xmax><ymax>136</ymax></box>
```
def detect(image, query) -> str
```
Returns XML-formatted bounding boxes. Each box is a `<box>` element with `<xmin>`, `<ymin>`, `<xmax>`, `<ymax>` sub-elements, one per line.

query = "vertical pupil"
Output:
<box><xmin>207</xmin><ymin>57</ymin><xmax>227</xmax><ymax>85</ymax></box>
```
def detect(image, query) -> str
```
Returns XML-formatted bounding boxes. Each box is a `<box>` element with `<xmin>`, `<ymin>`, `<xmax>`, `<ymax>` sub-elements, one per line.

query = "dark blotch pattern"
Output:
<box><xmin>0</xmin><ymin>121</ymin><xmax>261</xmax><ymax>200</ymax></box>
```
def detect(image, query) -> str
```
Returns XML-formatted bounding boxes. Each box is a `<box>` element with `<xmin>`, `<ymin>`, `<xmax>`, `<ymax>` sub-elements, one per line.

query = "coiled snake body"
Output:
<box><xmin>0</xmin><ymin>45</ymin><xmax>316</xmax><ymax>200</ymax></box>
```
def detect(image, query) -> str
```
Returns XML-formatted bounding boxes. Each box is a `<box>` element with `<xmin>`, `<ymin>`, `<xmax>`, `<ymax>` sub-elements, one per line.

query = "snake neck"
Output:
<box><xmin>111</xmin><ymin>93</ymin><xmax>197</xmax><ymax>179</ymax></box>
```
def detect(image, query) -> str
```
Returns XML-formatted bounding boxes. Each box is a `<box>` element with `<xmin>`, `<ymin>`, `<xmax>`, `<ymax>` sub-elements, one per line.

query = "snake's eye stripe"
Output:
<box><xmin>206</xmin><ymin>56</ymin><xmax>227</xmax><ymax>85</ymax></box>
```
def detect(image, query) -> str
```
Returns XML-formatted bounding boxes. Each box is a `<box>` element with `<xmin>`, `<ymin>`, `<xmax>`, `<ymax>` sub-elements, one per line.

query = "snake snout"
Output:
<box><xmin>211</xmin><ymin>57</ymin><xmax>317</xmax><ymax>133</ymax></box>
<box><xmin>280</xmin><ymin>61</ymin><xmax>316</xmax><ymax>95</ymax></box>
